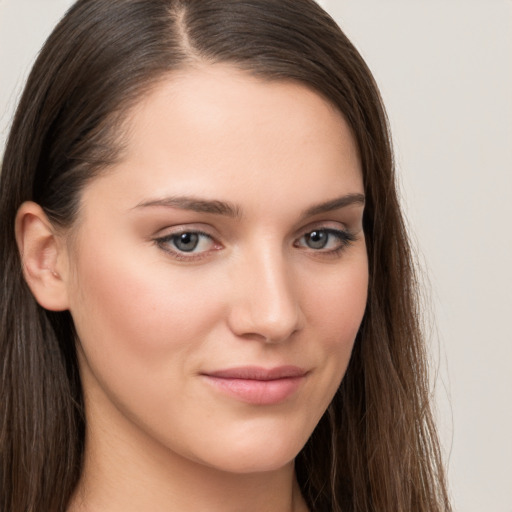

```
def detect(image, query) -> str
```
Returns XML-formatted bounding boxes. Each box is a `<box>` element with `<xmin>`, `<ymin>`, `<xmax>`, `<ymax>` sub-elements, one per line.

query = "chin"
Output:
<box><xmin>187</xmin><ymin>425</ymin><xmax>308</xmax><ymax>475</ymax></box>
<box><xmin>204</xmin><ymin>452</ymin><xmax>297</xmax><ymax>475</ymax></box>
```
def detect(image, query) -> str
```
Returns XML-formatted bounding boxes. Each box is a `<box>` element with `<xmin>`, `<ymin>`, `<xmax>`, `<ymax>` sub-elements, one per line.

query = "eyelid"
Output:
<box><xmin>151</xmin><ymin>221</ymin><xmax>217</xmax><ymax>238</ymax></box>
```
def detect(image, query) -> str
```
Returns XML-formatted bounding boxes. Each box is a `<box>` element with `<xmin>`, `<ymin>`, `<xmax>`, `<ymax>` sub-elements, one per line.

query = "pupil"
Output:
<box><xmin>175</xmin><ymin>233</ymin><xmax>199</xmax><ymax>252</ymax></box>
<box><xmin>307</xmin><ymin>230</ymin><xmax>328</xmax><ymax>249</ymax></box>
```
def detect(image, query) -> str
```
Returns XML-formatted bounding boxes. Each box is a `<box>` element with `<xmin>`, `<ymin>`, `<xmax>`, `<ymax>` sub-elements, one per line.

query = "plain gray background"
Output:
<box><xmin>1</xmin><ymin>1</ymin><xmax>511</xmax><ymax>510</ymax></box>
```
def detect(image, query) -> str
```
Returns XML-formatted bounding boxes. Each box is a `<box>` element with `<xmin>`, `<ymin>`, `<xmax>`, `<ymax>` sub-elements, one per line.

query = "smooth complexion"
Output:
<box><xmin>18</xmin><ymin>65</ymin><xmax>368</xmax><ymax>512</ymax></box>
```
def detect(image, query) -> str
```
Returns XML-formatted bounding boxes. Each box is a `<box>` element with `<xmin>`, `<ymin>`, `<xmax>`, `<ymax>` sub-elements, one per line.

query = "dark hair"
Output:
<box><xmin>0</xmin><ymin>1</ymin><xmax>451</xmax><ymax>510</ymax></box>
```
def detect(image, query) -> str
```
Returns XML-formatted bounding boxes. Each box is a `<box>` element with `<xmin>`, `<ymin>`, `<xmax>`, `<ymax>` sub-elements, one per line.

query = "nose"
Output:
<box><xmin>227</xmin><ymin>246</ymin><xmax>303</xmax><ymax>344</ymax></box>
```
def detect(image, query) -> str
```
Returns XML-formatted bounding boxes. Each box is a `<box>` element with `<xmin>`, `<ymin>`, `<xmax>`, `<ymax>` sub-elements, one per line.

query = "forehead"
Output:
<box><xmin>82</xmin><ymin>64</ymin><xmax>363</xmax><ymax>217</ymax></box>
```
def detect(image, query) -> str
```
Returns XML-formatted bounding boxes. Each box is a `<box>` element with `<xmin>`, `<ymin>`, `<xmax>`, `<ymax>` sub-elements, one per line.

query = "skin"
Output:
<box><xmin>17</xmin><ymin>65</ymin><xmax>368</xmax><ymax>512</ymax></box>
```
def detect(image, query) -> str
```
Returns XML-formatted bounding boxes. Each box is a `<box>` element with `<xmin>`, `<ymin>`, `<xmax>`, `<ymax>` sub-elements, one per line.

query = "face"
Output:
<box><xmin>65</xmin><ymin>65</ymin><xmax>368</xmax><ymax>474</ymax></box>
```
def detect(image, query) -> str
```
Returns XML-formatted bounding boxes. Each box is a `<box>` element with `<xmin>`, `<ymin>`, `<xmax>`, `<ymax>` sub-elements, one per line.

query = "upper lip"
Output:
<box><xmin>203</xmin><ymin>365</ymin><xmax>307</xmax><ymax>381</ymax></box>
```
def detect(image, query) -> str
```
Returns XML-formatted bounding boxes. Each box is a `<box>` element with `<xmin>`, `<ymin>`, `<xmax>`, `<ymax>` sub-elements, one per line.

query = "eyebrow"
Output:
<box><xmin>134</xmin><ymin>196</ymin><xmax>242</xmax><ymax>218</ymax></box>
<box><xmin>134</xmin><ymin>193</ymin><xmax>365</xmax><ymax>219</ymax></box>
<box><xmin>300</xmin><ymin>193</ymin><xmax>365</xmax><ymax>218</ymax></box>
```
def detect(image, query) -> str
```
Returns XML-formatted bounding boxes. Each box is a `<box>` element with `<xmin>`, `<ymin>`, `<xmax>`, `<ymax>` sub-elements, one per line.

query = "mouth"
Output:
<box><xmin>201</xmin><ymin>366</ymin><xmax>307</xmax><ymax>405</ymax></box>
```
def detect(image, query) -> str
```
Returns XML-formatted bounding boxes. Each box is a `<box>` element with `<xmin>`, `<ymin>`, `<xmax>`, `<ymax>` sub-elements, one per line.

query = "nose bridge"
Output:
<box><xmin>229</xmin><ymin>240</ymin><xmax>301</xmax><ymax>342</ymax></box>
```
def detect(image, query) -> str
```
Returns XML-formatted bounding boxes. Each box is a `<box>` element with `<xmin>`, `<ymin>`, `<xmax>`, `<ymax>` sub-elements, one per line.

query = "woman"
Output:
<box><xmin>0</xmin><ymin>0</ymin><xmax>451</xmax><ymax>511</ymax></box>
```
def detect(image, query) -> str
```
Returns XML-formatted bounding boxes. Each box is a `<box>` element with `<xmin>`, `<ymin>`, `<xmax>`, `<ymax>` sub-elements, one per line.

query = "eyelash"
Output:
<box><xmin>154</xmin><ymin>227</ymin><xmax>356</xmax><ymax>261</ymax></box>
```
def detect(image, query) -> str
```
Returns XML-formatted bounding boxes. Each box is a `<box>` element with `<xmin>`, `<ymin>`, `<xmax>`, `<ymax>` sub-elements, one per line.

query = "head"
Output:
<box><xmin>0</xmin><ymin>1</ymin><xmax>450</xmax><ymax>511</ymax></box>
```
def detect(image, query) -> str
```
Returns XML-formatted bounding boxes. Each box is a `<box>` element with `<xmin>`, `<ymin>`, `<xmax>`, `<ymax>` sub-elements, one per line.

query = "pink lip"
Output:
<box><xmin>202</xmin><ymin>366</ymin><xmax>307</xmax><ymax>405</ymax></box>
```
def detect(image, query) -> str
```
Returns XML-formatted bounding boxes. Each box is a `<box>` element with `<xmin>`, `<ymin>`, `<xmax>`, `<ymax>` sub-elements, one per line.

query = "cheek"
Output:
<box><xmin>297</xmin><ymin>246</ymin><xmax>368</xmax><ymax>401</ymax></box>
<box><xmin>305</xmin><ymin>249</ymin><xmax>368</xmax><ymax>351</ymax></box>
<box><xmin>67</xmin><ymin>240</ymin><xmax>229</xmax><ymax>451</ymax></box>
<box><xmin>67</xmin><ymin>237</ymin><xmax>223</xmax><ymax>373</ymax></box>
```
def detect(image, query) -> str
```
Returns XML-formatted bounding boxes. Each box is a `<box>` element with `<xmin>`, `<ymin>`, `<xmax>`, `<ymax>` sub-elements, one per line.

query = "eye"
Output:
<box><xmin>172</xmin><ymin>232</ymin><xmax>203</xmax><ymax>252</ymax></box>
<box><xmin>155</xmin><ymin>230</ymin><xmax>217</xmax><ymax>257</ymax></box>
<box><xmin>295</xmin><ymin>228</ymin><xmax>356</xmax><ymax>253</ymax></box>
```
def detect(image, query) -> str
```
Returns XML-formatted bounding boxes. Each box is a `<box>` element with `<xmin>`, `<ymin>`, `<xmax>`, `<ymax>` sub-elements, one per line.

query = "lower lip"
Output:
<box><xmin>203</xmin><ymin>376</ymin><xmax>304</xmax><ymax>405</ymax></box>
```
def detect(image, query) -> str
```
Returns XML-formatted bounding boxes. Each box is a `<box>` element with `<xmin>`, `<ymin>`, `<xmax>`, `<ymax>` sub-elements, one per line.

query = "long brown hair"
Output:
<box><xmin>0</xmin><ymin>1</ymin><xmax>451</xmax><ymax>510</ymax></box>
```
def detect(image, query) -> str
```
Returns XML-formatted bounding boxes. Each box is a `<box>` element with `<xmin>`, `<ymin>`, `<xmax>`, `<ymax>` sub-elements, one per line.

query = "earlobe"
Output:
<box><xmin>15</xmin><ymin>201</ymin><xmax>70</xmax><ymax>311</ymax></box>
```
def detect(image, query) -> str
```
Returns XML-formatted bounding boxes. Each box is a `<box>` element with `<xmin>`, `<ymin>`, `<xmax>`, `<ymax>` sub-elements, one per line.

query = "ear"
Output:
<box><xmin>15</xmin><ymin>201</ymin><xmax>70</xmax><ymax>311</ymax></box>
